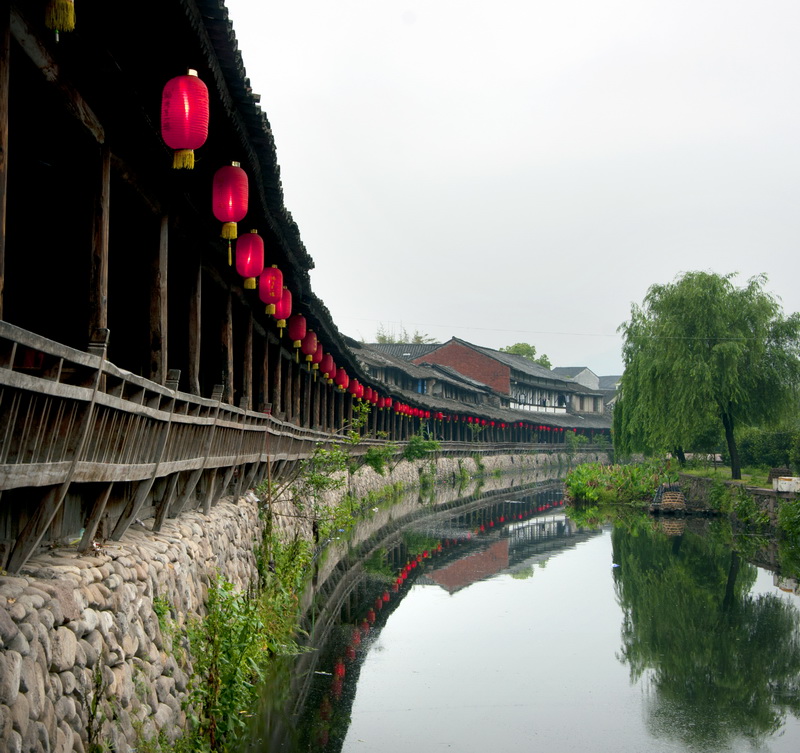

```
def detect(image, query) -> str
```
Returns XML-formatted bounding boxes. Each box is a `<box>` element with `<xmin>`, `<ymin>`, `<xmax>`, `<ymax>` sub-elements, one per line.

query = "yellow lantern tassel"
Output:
<box><xmin>221</xmin><ymin>222</ymin><xmax>238</xmax><ymax>240</ymax></box>
<box><xmin>45</xmin><ymin>0</ymin><xmax>75</xmax><ymax>32</ymax></box>
<box><xmin>277</xmin><ymin>321</ymin><xmax>286</xmax><ymax>336</ymax></box>
<box><xmin>172</xmin><ymin>149</ymin><xmax>195</xmax><ymax>169</ymax></box>
<box><xmin>244</xmin><ymin>278</ymin><xmax>256</xmax><ymax>290</ymax></box>
<box><xmin>227</xmin><ymin>241</ymin><xmax>232</xmax><ymax>266</ymax></box>
<box><xmin>265</xmin><ymin>304</ymin><xmax>276</xmax><ymax>315</ymax></box>
<box><xmin>295</xmin><ymin>349</ymin><xmax>299</xmax><ymax>363</ymax></box>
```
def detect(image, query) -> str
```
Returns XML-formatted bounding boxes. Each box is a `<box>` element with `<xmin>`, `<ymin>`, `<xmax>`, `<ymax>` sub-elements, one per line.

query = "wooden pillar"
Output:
<box><xmin>271</xmin><ymin>344</ymin><xmax>282</xmax><ymax>415</ymax></box>
<box><xmin>241</xmin><ymin>314</ymin><xmax>253</xmax><ymax>410</ymax></box>
<box><xmin>188</xmin><ymin>263</ymin><xmax>201</xmax><ymax>395</ymax></box>
<box><xmin>292</xmin><ymin>361</ymin><xmax>301</xmax><ymax>423</ymax></box>
<box><xmin>149</xmin><ymin>215</ymin><xmax>169</xmax><ymax>384</ymax></box>
<box><xmin>282</xmin><ymin>355</ymin><xmax>292</xmax><ymax>420</ymax></box>
<box><xmin>336</xmin><ymin>389</ymin><xmax>344</xmax><ymax>429</ymax></box>
<box><xmin>222</xmin><ymin>290</ymin><xmax>233</xmax><ymax>404</ymax></box>
<box><xmin>259</xmin><ymin>335</ymin><xmax>270</xmax><ymax>412</ymax></box>
<box><xmin>318</xmin><ymin>378</ymin><xmax>326</xmax><ymax>430</ymax></box>
<box><xmin>327</xmin><ymin>385</ymin><xmax>335</xmax><ymax>431</ymax></box>
<box><xmin>88</xmin><ymin>143</ymin><xmax>111</xmax><ymax>341</ymax></box>
<box><xmin>0</xmin><ymin>8</ymin><xmax>8</xmax><ymax>321</ymax></box>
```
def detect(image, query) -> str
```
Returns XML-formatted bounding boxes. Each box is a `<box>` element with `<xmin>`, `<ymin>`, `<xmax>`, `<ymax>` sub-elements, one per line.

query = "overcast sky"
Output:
<box><xmin>224</xmin><ymin>0</ymin><xmax>800</xmax><ymax>375</ymax></box>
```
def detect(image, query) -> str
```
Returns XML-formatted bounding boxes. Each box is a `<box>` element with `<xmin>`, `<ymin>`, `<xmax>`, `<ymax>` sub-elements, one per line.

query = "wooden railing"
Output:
<box><xmin>0</xmin><ymin>321</ymin><xmax>576</xmax><ymax>573</ymax></box>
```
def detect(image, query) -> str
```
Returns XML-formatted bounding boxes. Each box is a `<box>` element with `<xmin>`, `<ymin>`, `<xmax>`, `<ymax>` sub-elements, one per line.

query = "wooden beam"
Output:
<box><xmin>9</xmin><ymin>7</ymin><xmax>104</xmax><ymax>143</ymax></box>
<box><xmin>149</xmin><ymin>215</ymin><xmax>169</xmax><ymax>384</ymax></box>
<box><xmin>78</xmin><ymin>482</ymin><xmax>113</xmax><ymax>552</ymax></box>
<box><xmin>0</xmin><ymin>7</ymin><xmax>8</xmax><ymax>321</ymax></box>
<box><xmin>152</xmin><ymin>472</ymin><xmax>179</xmax><ymax>533</ymax></box>
<box><xmin>88</xmin><ymin>144</ymin><xmax>111</xmax><ymax>340</ymax></box>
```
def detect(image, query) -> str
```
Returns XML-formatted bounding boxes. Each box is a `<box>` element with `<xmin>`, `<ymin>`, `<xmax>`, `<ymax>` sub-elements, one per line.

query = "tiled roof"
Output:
<box><xmin>367</xmin><ymin>343</ymin><xmax>442</xmax><ymax>360</ymax></box>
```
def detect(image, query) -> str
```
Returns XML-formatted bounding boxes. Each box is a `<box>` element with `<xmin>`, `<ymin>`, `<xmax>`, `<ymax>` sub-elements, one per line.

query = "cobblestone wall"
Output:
<box><xmin>0</xmin><ymin>499</ymin><xmax>263</xmax><ymax>753</ymax></box>
<box><xmin>0</xmin><ymin>450</ymin><xmax>606</xmax><ymax>752</ymax></box>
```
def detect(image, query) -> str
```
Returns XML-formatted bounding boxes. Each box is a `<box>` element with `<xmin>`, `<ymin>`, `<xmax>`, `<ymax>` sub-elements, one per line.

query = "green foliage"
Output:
<box><xmin>403</xmin><ymin>432</ymin><xmax>441</xmax><ymax>462</ymax></box>
<box><xmin>362</xmin><ymin>444</ymin><xmax>397</xmax><ymax>476</ymax></box>
<box><xmin>498</xmin><ymin>342</ymin><xmax>552</xmax><ymax>369</ymax></box>
<box><xmin>84</xmin><ymin>665</ymin><xmax>108</xmax><ymax>753</ymax></box>
<box><xmin>778</xmin><ymin>498</ymin><xmax>800</xmax><ymax>539</ymax></box>
<box><xmin>375</xmin><ymin>323</ymin><xmax>437</xmax><ymax>344</ymax></box>
<box><xmin>182</xmin><ymin>532</ymin><xmax>312</xmax><ymax>753</ymax></box>
<box><xmin>737</xmin><ymin>426</ymin><xmax>797</xmax><ymax>469</ymax></box>
<box><xmin>564</xmin><ymin>460</ymin><xmax>675</xmax><ymax>504</ymax></box>
<box><xmin>708</xmin><ymin>481</ymin><xmax>770</xmax><ymax>528</ymax></box>
<box><xmin>616</xmin><ymin>271</ymin><xmax>800</xmax><ymax>479</ymax></box>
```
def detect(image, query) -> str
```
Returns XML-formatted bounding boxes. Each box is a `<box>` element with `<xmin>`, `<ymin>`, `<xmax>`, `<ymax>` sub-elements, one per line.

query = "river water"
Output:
<box><xmin>246</xmin><ymin>479</ymin><xmax>800</xmax><ymax>753</ymax></box>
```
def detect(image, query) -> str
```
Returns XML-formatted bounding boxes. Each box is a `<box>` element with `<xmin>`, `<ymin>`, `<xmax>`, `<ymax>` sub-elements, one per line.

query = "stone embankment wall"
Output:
<box><xmin>0</xmin><ymin>499</ymin><xmax>263</xmax><ymax>753</ymax></box>
<box><xmin>679</xmin><ymin>473</ymin><xmax>794</xmax><ymax>523</ymax></box>
<box><xmin>0</xmin><ymin>449</ymin><xmax>606</xmax><ymax>752</ymax></box>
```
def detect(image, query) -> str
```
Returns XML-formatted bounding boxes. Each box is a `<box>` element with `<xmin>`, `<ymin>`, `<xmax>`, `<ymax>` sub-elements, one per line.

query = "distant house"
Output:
<box><xmin>408</xmin><ymin>337</ymin><xmax>608</xmax><ymax>414</ymax></box>
<box><xmin>551</xmin><ymin>367</ymin><xmax>599</xmax><ymax>391</ymax></box>
<box><xmin>598</xmin><ymin>374</ymin><xmax>623</xmax><ymax>412</ymax></box>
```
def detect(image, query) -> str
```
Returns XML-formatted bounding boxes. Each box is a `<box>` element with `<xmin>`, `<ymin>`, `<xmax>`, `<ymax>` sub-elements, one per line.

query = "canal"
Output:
<box><xmin>245</xmin><ymin>478</ymin><xmax>800</xmax><ymax>753</ymax></box>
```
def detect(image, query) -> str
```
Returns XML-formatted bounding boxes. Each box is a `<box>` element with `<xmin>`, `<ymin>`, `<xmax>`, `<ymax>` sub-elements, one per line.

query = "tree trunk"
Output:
<box><xmin>721</xmin><ymin>408</ymin><xmax>741</xmax><ymax>480</ymax></box>
<box><xmin>674</xmin><ymin>447</ymin><xmax>686</xmax><ymax>466</ymax></box>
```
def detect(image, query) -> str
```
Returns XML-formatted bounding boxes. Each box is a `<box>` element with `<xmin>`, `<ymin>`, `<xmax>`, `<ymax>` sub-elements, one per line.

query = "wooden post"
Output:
<box><xmin>292</xmin><ymin>361</ymin><xmax>301</xmax><ymax>423</ymax></box>
<box><xmin>271</xmin><ymin>344</ymin><xmax>282</xmax><ymax>416</ymax></box>
<box><xmin>0</xmin><ymin>8</ymin><xmax>9</xmax><ymax>321</ymax></box>
<box><xmin>222</xmin><ymin>290</ymin><xmax>233</xmax><ymax>404</ymax></box>
<box><xmin>241</xmin><ymin>313</ymin><xmax>253</xmax><ymax>410</ymax></box>
<box><xmin>149</xmin><ymin>215</ymin><xmax>169</xmax><ymax>384</ymax></box>
<box><xmin>88</xmin><ymin>144</ymin><xmax>111</xmax><ymax>340</ymax></box>
<box><xmin>188</xmin><ymin>262</ymin><xmax>201</xmax><ymax>394</ymax></box>
<box><xmin>259</xmin><ymin>337</ymin><xmax>270</xmax><ymax>412</ymax></box>
<box><xmin>282</xmin><ymin>356</ymin><xmax>292</xmax><ymax>421</ymax></box>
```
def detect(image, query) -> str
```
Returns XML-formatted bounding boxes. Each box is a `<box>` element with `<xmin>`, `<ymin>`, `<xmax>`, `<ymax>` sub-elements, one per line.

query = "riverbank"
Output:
<box><xmin>0</xmin><ymin>448</ymin><xmax>608</xmax><ymax>752</ymax></box>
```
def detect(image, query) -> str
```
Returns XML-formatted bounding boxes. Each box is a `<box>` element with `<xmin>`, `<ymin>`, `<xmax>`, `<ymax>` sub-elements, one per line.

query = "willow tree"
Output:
<box><xmin>616</xmin><ymin>272</ymin><xmax>800</xmax><ymax>478</ymax></box>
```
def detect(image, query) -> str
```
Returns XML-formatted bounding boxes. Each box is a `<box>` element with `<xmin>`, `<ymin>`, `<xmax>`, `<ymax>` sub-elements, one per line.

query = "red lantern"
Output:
<box><xmin>311</xmin><ymin>344</ymin><xmax>324</xmax><ymax>371</ymax></box>
<box><xmin>287</xmin><ymin>314</ymin><xmax>307</xmax><ymax>350</ymax></box>
<box><xmin>385</xmin><ymin>397</ymin><xmax>393</xmax><ymax>409</ymax></box>
<box><xmin>301</xmin><ymin>330</ymin><xmax>318</xmax><ymax>362</ymax></box>
<box><xmin>45</xmin><ymin>0</ymin><xmax>75</xmax><ymax>35</ymax></box>
<box><xmin>258</xmin><ymin>266</ymin><xmax>283</xmax><ymax>315</ymax></box>
<box><xmin>273</xmin><ymin>287</ymin><xmax>292</xmax><ymax>336</ymax></box>
<box><xmin>320</xmin><ymin>354</ymin><xmax>335</xmax><ymax>380</ymax></box>
<box><xmin>334</xmin><ymin>368</ymin><xmax>349</xmax><ymax>391</ymax></box>
<box><xmin>213</xmin><ymin>162</ymin><xmax>249</xmax><ymax>241</ymax></box>
<box><xmin>348</xmin><ymin>379</ymin><xmax>360</xmax><ymax>397</ymax></box>
<box><xmin>161</xmin><ymin>70</ymin><xmax>209</xmax><ymax>169</ymax></box>
<box><xmin>235</xmin><ymin>230</ymin><xmax>263</xmax><ymax>289</ymax></box>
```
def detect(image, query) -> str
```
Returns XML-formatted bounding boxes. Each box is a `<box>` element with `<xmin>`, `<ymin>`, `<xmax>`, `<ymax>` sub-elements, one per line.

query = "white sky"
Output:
<box><xmin>224</xmin><ymin>0</ymin><xmax>800</xmax><ymax>375</ymax></box>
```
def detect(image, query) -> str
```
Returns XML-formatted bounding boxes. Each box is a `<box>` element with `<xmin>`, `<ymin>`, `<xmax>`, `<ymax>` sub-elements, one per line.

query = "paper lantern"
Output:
<box><xmin>45</xmin><ymin>0</ymin><xmax>75</xmax><ymax>35</ymax></box>
<box><xmin>161</xmin><ymin>70</ymin><xmax>209</xmax><ymax>169</ymax></box>
<box><xmin>319</xmin><ymin>354</ymin><xmax>335</xmax><ymax>380</ymax></box>
<box><xmin>258</xmin><ymin>265</ymin><xmax>283</xmax><ymax>315</ymax></box>
<box><xmin>300</xmin><ymin>330</ymin><xmax>318</xmax><ymax>362</ymax></box>
<box><xmin>235</xmin><ymin>230</ymin><xmax>263</xmax><ymax>289</ymax></box>
<box><xmin>274</xmin><ymin>287</ymin><xmax>292</xmax><ymax>335</ymax></box>
<box><xmin>334</xmin><ymin>368</ymin><xmax>349</xmax><ymax>391</ymax></box>
<box><xmin>287</xmin><ymin>314</ymin><xmax>307</xmax><ymax>357</ymax></box>
<box><xmin>310</xmin><ymin>343</ymin><xmax>324</xmax><ymax>371</ymax></box>
<box><xmin>213</xmin><ymin>162</ymin><xmax>249</xmax><ymax>241</ymax></box>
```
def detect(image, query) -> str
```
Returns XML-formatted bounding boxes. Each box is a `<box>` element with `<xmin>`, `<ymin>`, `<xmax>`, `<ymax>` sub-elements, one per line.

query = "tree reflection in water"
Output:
<box><xmin>612</xmin><ymin>521</ymin><xmax>800</xmax><ymax>751</ymax></box>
